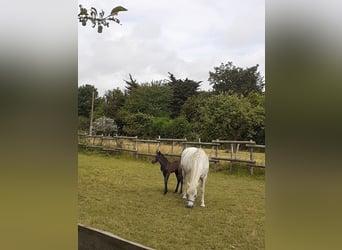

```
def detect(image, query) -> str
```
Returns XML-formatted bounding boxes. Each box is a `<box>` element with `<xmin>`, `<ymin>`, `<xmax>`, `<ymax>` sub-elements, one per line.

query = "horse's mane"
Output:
<box><xmin>159</xmin><ymin>152</ymin><xmax>169</xmax><ymax>164</ymax></box>
<box><xmin>182</xmin><ymin>148</ymin><xmax>208</xmax><ymax>192</ymax></box>
<box><xmin>188</xmin><ymin>150</ymin><xmax>202</xmax><ymax>190</ymax></box>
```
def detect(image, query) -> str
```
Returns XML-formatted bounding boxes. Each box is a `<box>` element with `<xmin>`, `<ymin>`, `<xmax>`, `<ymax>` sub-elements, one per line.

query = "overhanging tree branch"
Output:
<box><xmin>78</xmin><ymin>5</ymin><xmax>127</xmax><ymax>33</ymax></box>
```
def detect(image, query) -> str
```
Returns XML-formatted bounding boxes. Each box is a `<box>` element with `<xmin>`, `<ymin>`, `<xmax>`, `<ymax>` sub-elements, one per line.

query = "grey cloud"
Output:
<box><xmin>79</xmin><ymin>0</ymin><xmax>265</xmax><ymax>96</ymax></box>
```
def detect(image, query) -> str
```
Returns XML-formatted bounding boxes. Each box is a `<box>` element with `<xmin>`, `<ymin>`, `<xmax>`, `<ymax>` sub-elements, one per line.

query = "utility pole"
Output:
<box><xmin>89</xmin><ymin>88</ymin><xmax>95</xmax><ymax>136</ymax></box>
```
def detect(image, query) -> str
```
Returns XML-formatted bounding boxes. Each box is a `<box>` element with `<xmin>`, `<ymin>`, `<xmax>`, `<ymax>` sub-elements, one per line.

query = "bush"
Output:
<box><xmin>78</xmin><ymin>116</ymin><xmax>90</xmax><ymax>132</ymax></box>
<box><xmin>122</xmin><ymin>112</ymin><xmax>154</xmax><ymax>138</ymax></box>
<box><xmin>168</xmin><ymin>116</ymin><xmax>191</xmax><ymax>139</ymax></box>
<box><xmin>93</xmin><ymin>116</ymin><xmax>118</xmax><ymax>136</ymax></box>
<box><xmin>151</xmin><ymin>117</ymin><xmax>171</xmax><ymax>138</ymax></box>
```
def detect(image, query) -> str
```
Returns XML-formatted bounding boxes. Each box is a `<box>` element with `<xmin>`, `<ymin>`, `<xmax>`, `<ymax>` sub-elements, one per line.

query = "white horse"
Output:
<box><xmin>181</xmin><ymin>147</ymin><xmax>209</xmax><ymax>208</ymax></box>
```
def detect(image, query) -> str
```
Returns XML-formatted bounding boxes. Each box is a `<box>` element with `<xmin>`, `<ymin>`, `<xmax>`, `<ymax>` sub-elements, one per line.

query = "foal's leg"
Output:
<box><xmin>200</xmin><ymin>174</ymin><xmax>207</xmax><ymax>207</ymax></box>
<box><xmin>164</xmin><ymin>172</ymin><xmax>170</xmax><ymax>195</ymax></box>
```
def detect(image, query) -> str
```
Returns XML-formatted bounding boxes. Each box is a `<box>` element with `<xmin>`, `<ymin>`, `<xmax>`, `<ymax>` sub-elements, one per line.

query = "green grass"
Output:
<box><xmin>78</xmin><ymin>151</ymin><xmax>265</xmax><ymax>249</ymax></box>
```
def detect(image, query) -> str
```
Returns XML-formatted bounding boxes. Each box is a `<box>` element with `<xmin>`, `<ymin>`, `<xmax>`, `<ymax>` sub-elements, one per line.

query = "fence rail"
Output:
<box><xmin>78</xmin><ymin>224</ymin><xmax>154</xmax><ymax>250</ymax></box>
<box><xmin>78</xmin><ymin>134</ymin><xmax>265</xmax><ymax>174</ymax></box>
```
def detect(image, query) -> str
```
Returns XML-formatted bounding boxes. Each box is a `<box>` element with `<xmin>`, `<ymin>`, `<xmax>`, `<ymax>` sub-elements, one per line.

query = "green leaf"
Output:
<box><xmin>80</xmin><ymin>8</ymin><xmax>88</xmax><ymax>16</ymax></box>
<box><xmin>111</xmin><ymin>6</ymin><xmax>128</xmax><ymax>16</ymax></box>
<box><xmin>90</xmin><ymin>7</ymin><xmax>98</xmax><ymax>17</ymax></box>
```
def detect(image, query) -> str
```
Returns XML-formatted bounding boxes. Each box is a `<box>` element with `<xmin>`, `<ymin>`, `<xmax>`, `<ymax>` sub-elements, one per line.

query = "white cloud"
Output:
<box><xmin>78</xmin><ymin>0</ymin><xmax>265</xmax><ymax>96</ymax></box>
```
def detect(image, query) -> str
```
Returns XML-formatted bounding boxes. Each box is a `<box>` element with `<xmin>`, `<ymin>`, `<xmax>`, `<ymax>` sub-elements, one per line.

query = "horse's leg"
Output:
<box><xmin>174</xmin><ymin>172</ymin><xmax>179</xmax><ymax>193</ymax></box>
<box><xmin>164</xmin><ymin>172</ymin><xmax>170</xmax><ymax>195</ymax></box>
<box><xmin>179</xmin><ymin>175</ymin><xmax>183</xmax><ymax>193</ymax></box>
<box><xmin>177</xmin><ymin>168</ymin><xmax>183</xmax><ymax>194</ymax></box>
<box><xmin>182</xmin><ymin>169</ymin><xmax>187</xmax><ymax>199</ymax></box>
<box><xmin>200</xmin><ymin>174</ymin><xmax>207</xmax><ymax>207</ymax></box>
<box><xmin>178</xmin><ymin>172</ymin><xmax>183</xmax><ymax>194</ymax></box>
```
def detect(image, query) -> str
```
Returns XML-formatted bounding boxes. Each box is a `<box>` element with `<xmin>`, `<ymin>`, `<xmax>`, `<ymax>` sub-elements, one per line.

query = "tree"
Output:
<box><xmin>168</xmin><ymin>116</ymin><xmax>191</xmax><ymax>139</ymax></box>
<box><xmin>121</xmin><ymin>81</ymin><xmax>172</xmax><ymax>118</ymax></box>
<box><xmin>124</xmin><ymin>74</ymin><xmax>139</xmax><ymax>95</ymax></box>
<box><xmin>103</xmin><ymin>88</ymin><xmax>125</xmax><ymax>118</ymax></box>
<box><xmin>167</xmin><ymin>73</ymin><xmax>201</xmax><ymax>118</ymax></box>
<box><xmin>102</xmin><ymin>88</ymin><xmax>126</xmax><ymax>134</ymax></box>
<box><xmin>78</xmin><ymin>84</ymin><xmax>98</xmax><ymax>117</ymax></box>
<box><xmin>150</xmin><ymin>116</ymin><xmax>191</xmax><ymax>139</ymax></box>
<box><xmin>208</xmin><ymin>62</ymin><xmax>264</xmax><ymax>96</ymax></box>
<box><xmin>183</xmin><ymin>94</ymin><xmax>264</xmax><ymax>142</ymax></box>
<box><xmin>151</xmin><ymin>117</ymin><xmax>171</xmax><ymax>138</ymax></box>
<box><xmin>78</xmin><ymin>5</ymin><xmax>127</xmax><ymax>33</ymax></box>
<box><xmin>121</xmin><ymin>112</ymin><xmax>154</xmax><ymax>138</ymax></box>
<box><xmin>78</xmin><ymin>116</ymin><xmax>90</xmax><ymax>132</ymax></box>
<box><xmin>93</xmin><ymin>97</ymin><xmax>106</xmax><ymax>119</ymax></box>
<box><xmin>181</xmin><ymin>92</ymin><xmax>213</xmax><ymax>123</ymax></box>
<box><xmin>246</xmin><ymin>92</ymin><xmax>265</xmax><ymax>144</ymax></box>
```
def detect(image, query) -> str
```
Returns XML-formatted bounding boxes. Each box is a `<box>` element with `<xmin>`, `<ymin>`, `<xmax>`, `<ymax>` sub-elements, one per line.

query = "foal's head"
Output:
<box><xmin>151</xmin><ymin>150</ymin><xmax>162</xmax><ymax>164</ymax></box>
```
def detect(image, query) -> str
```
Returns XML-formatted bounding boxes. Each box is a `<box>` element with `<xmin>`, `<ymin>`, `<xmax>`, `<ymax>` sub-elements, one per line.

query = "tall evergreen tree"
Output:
<box><xmin>167</xmin><ymin>73</ymin><xmax>201</xmax><ymax>118</ymax></box>
<box><xmin>103</xmin><ymin>88</ymin><xmax>125</xmax><ymax>119</ymax></box>
<box><xmin>124</xmin><ymin>74</ymin><xmax>139</xmax><ymax>94</ymax></box>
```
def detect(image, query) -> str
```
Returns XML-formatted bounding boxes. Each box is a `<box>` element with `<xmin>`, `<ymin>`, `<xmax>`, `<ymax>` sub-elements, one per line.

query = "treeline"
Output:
<box><xmin>78</xmin><ymin>61</ymin><xmax>265</xmax><ymax>144</ymax></box>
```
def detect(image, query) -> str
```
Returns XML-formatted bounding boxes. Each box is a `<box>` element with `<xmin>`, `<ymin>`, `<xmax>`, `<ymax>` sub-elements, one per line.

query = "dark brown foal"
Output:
<box><xmin>151</xmin><ymin>150</ymin><xmax>183</xmax><ymax>195</ymax></box>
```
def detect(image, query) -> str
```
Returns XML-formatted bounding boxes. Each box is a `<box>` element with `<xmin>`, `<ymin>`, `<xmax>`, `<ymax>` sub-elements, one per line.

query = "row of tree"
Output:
<box><xmin>78</xmin><ymin>61</ymin><xmax>265</xmax><ymax>144</ymax></box>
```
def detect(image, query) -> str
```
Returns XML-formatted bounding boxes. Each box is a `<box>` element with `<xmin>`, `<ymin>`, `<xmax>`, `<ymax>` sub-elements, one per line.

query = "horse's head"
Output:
<box><xmin>186</xmin><ymin>186</ymin><xmax>198</xmax><ymax>208</ymax></box>
<box><xmin>151</xmin><ymin>150</ymin><xmax>161</xmax><ymax>164</ymax></box>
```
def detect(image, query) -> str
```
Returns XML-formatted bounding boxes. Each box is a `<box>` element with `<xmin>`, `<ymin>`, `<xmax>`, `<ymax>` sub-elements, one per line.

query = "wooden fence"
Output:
<box><xmin>78</xmin><ymin>134</ymin><xmax>265</xmax><ymax>174</ymax></box>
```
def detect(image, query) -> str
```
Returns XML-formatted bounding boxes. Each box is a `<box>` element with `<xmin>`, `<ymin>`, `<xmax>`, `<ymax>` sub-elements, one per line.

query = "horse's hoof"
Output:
<box><xmin>200</xmin><ymin>204</ymin><xmax>205</xmax><ymax>207</ymax></box>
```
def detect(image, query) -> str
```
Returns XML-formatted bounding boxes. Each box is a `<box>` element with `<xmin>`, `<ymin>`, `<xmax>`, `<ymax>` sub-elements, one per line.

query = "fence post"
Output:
<box><xmin>157</xmin><ymin>136</ymin><xmax>161</xmax><ymax>151</ymax></box>
<box><xmin>249</xmin><ymin>140</ymin><xmax>254</xmax><ymax>175</ymax></box>
<box><xmin>216</xmin><ymin>145</ymin><xmax>218</xmax><ymax>158</ymax></box>
<box><xmin>115</xmin><ymin>134</ymin><xmax>118</xmax><ymax>149</ymax></box>
<box><xmin>229</xmin><ymin>143</ymin><xmax>234</xmax><ymax>172</ymax></box>
<box><xmin>134</xmin><ymin>136</ymin><xmax>138</xmax><ymax>159</ymax></box>
<box><xmin>236</xmin><ymin>143</ymin><xmax>240</xmax><ymax>158</ymax></box>
<box><xmin>215</xmin><ymin>139</ymin><xmax>219</xmax><ymax>167</ymax></box>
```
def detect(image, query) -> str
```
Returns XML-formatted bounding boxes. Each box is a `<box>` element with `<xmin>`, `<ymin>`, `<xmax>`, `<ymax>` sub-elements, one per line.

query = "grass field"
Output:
<box><xmin>78</xmin><ymin>151</ymin><xmax>265</xmax><ymax>249</ymax></box>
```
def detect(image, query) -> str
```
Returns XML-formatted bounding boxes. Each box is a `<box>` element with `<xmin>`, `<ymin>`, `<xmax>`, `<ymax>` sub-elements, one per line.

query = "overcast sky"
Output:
<box><xmin>78</xmin><ymin>0</ymin><xmax>264</xmax><ymax>96</ymax></box>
